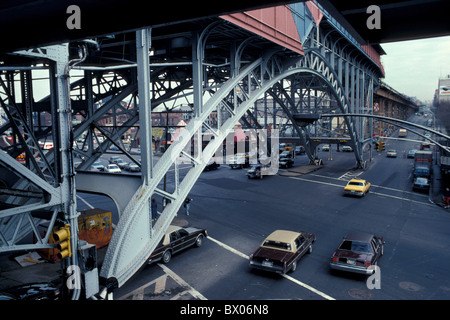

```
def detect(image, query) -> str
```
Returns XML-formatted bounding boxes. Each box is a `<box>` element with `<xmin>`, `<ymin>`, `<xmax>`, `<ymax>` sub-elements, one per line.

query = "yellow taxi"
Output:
<box><xmin>343</xmin><ymin>179</ymin><xmax>371</xmax><ymax>197</ymax></box>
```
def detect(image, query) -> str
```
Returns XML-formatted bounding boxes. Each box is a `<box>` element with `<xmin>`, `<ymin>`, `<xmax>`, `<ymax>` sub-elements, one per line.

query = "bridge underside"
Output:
<box><xmin>0</xmin><ymin>6</ymin><xmax>383</xmax><ymax>297</ymax></box>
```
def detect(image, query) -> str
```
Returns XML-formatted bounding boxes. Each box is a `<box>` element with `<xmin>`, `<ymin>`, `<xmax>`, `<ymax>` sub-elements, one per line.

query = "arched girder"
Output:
<box><xmin>100</xmin><ymin>46</ymin><xmax>373</xmax><ymax>289</ymax></box>
<box><xmin>100</xmin><ymin>56</ymin><xmax>269</xmax><ymax>288</ymax></box>
<box><xmin>299</xmin><ymin>49</ymin><xmax>366</xmax><ymax>167</ymax></box>
<box><xmin>268</xmin><ymin>68</ymin><xmax>363</xmax><ymax>166</ymax></box>
<box><xmin>266</xmin><ymin>85</ymin><xmax>316</xmax><ymax>164</ymax></box>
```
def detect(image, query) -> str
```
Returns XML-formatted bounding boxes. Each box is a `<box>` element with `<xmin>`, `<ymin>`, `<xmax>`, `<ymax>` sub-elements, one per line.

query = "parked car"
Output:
<box><xmin>413</xmin><ymin>177</ymin><xmax>430</xmax><ymax>192</ymax></box>
<box><xmin>407</xmin><ymin>149</ymin><xmax>417</xmax><ymax>158</ymax></box>
<box><xmin>295</xmin><ymin>145</ymin><xmax>305</xmax><ymax>155</ymax></box>
<box><xmin>342</xmin><ymin>146</ymin><xmax>353</xmax><ymax>152</ymax></box>
<box><xmin>387</xmin><ymin>150</ymin><xmax>397</xmax><ymax>158</ymax></box>
<box><xmin>116</xmin><ymin>158</ymin><xmax>128</xmax><ymax>169</ymax></box>
<box><xmin>104</xmin><ymin>164</ymin><xmax>121</xmax><ymax>173</ymax></box>
<box><xmin>330</xmin><ymin>232</ymin><xmax>384</xmax><ymax>275</ymax></box>
<box><xmin>229</xmin><ymin>153</ymin><xmax>250</xmax><ymax>169</ymax></box>
<box><xmin>90</xmin><ymin>161</ymin><xmax>105</xmax><ymax>171</ymax></box>
<box><xmin>279</xmin><ymin>155</ymin><xmax>294</xmax><ymax>168</ymax></box>
<box><xmin>343</xmin><ymin>179</ymin><xmax>371</xmax><ymax>197</ymax></box>
<box><xmin>247</xmin><ymin>164</ymin><xmax>265</xmax><ymax>179</ymax></box>
<box><xmin>322</xmin><ymin>144</ymin><xmax>330</xmax><ymax>151</ymax></box>
<box><xmin>147</xmin><ymin>225</ymin><xmax>207</xmax><ymax>264</ymax></box>
<box><xmin>124</xmin><ymin>162</ymin><xmax>141</xmax><ymax>172</ymax></box>
<box><xmin>109</xmin><ymin>156</ymin><xmax>122</xmax><ymax>164</ymax></box>
<box><xmin>279</xmin><ymin>150</ymin><xmax>293</xmax><ymax>158</ymax></box>
<box><xmin>249</xmin><ymin>230</ymin><xmax>316</xmax><ymax>274</ymax></box>
<box><xmin>204</xmin><ymin>160</ymin><xmax>220</xmax><ymax>171</ymax></box>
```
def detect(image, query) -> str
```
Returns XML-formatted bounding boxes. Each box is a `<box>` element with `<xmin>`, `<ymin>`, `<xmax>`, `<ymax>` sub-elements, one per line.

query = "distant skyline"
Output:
<box><xmin>380</xmin><ymin>35</ymin><xmax>450</xmax><ymax>105</ymax></box>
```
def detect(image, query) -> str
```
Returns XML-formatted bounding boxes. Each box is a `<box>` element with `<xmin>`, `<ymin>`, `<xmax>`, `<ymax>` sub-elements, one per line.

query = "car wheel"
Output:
<box><xmin>195</xmin><ymin>235</ymin><xmax>203</xmax><ymax>247</ymax></box>
<box><xmin>291</xmin><ymin>261</ymin><xmax>297</xmax><ymax>272</ymax></box>
<box><xmin>162</xmin><ymin>250</ymin><xmax>172</xmax><ymax>264</ymax></box>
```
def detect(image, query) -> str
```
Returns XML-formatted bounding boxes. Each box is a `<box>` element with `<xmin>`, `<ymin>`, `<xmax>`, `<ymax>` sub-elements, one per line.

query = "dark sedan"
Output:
<box><xmin>413</xmin><ymin>177</ymin><xmax>430</xmax><ymax>192</ymax></box>
<box><xmin>279</xmin><ymin>156</ymin><xmax>294</xmax><ymax>168</ymax></box>
<box><xmin>204</xmin><ymin>160</ymin><xmax>220</xmax><ymax>171</ymax></box>
<box><xmin>249</xmin><ymin>230</ymin><xmax>316</xmax><ymax>274</ymax></box>
<box><xmin>330</xmin><ymin>232</ymin><xmax>384</xmax><ymax>275</ymax></box>
<box><xmin>124</xmin><ymin>162</ymin><xmax>141</xmax><ymax>172</ymax></box>
<box><xmin>148</xmin><ymin>225</ymin><xmax>207</xmax><ymax>264</ymax></box>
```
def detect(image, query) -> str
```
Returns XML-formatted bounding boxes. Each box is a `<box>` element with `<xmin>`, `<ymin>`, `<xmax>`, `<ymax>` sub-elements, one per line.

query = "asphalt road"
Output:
<box><xmin>78</xmin><ymin>129</ymin><xmax>448</xmax><ymax>301</ymax></box>
<box><xmin>66</xmin><ymin>113</ymin><xmax>450</xmax><ymax>301</ymax></box>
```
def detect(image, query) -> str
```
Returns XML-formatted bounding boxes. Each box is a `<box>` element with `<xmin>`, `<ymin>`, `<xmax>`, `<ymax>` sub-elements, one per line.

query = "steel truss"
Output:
<box><xmin>0</xmin><ymin>14</ymin><xmax>382</xmax><ymax>298</ymax></box>
<box><xmin>101</xmin><ymin>22</ymin><xmax>382</xmax><ymax>289</ymax></box>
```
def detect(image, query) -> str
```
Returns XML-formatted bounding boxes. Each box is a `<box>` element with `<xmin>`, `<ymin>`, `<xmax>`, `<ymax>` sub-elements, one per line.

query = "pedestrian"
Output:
<box><xmin>151</xmin><ymin>198</ymin><xmax>158</xmax><ymax>220</ymax></box>
<box><xmin>184</xmin><ymin>197</ymin><xmax>192</xmax><ymax>215</ymax></box>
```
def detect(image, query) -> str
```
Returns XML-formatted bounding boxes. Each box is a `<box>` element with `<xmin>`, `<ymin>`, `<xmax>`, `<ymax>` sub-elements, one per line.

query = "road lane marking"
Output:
<box><xmin>208</xmin><ymin>236</ymin><xmax>335</xmax><ymax>300</ymax></box>
<box><xmin>208</xmin><ymin>236</ymin><xmax>250</xmax><ymax>260</ymax></box>
<box><xmin>282</xmin><ymin>274</ymin><xmax>335</xmax><ymax>300</ymax></box>
<box><xmin>311</xmin><ymin>173</ymin><xmax>428</xmax><ymax>198</ymax></box>
<box><xmin>288</xmin><ymin>176</ymin><xmax>434</xmax><ymax>207</ymax></box>
<box><xmin>76</xmin><ymin>194</ymin><xmax>95</xmax><ymax>209</ymax></box>
<box><xmin>158</xmin><ymin>263</ymin><xmax>208</xmax><ymax>300</ymax></box>
<box><xmin>338</xmin><ymin>171</ymin><xmax>363</xmax><ymax>180</ymax></box>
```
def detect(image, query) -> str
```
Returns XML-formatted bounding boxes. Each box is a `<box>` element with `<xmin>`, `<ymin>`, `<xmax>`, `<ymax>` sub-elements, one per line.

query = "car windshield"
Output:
<box><xmin>339</xmin><ymin>240</ymin><xmax>372</xmax><ymax>253</ymax></box>
<box><xmin>348</xmin><ymin>181</ymin><xmax>363</xmax><ymax>186</ymax></box>
<box><xmin>263</xmin><ymin>240</ymin><xmax>291</xmax><ymax>251</ymax></box>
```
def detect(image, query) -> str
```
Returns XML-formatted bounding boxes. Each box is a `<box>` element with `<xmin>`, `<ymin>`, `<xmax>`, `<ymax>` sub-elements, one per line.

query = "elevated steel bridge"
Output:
<box><xmin>0</xmin><ymin>1</ymin><xmax>442</xmax><ymax>299</ymax></box>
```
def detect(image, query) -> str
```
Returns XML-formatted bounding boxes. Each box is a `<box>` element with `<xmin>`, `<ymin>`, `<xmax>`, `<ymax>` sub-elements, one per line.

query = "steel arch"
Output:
<box><xmin>99</xmin><ymin>47</ymin><xmax>367</xmax><ymax>288</ymax></box>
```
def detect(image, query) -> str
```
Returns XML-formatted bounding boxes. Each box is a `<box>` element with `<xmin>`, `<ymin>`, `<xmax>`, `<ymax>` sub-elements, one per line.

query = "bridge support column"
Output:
<box><xmin>136</xmin><ymin>27</ymin><xmax>153</xmax><ymax>185</ymax></box>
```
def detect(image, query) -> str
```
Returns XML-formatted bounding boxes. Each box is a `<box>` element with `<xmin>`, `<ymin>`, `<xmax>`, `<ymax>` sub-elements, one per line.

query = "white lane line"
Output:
<box><xmin>288</xmin><ymin>176</ymin><xmax>434</xmax><ymax>207</ymax></box>
<box><xmin>311</xmin><ymin>173</ymin><xmax>428</xmax><ymax>198</ymax></box>
<box><xmin>369</xmin><ymin>191</ymin><xmax>434</xmax><ymax>207</ymax></box>
<box><xmin>338</xmin><ymin>171</ymin><xmax>363</xmax><ymax>180</ymax></box>
<box><xmin>281</xmin><ymin>274</ymin><xmax>335</xmax><ymax>301</ymax></box>
<box><xmin>207</xmin><ymin>236</ymin><xmax>335</xmax><ymax>300</ymax></box>
<box><xmin>208</xmin><ymin>236</ymin><xmax>250</xmax><ymax>260</ymax></box>
<box><xmin>76</xmin><ymin>194</ymin><xmax>95</xmax><ymax>209</ymax></box>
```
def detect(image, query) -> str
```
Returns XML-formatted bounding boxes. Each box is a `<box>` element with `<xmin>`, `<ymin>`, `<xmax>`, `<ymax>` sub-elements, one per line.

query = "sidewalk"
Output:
<box><xmin>278</xmin><ymin>164</ymin><xmax>323</xmax><ymax>177</ymax></box>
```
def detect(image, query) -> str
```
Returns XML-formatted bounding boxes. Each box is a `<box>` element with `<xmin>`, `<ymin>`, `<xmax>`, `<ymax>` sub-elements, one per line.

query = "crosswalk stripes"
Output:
<box><xmin>338</xmin><ymin>171</ymin><xmax>364</xmax><ymax>181</ymax></box>
<box><xmin>117</xmin><ymin>264</ymin><xmax>206</xmax><ymax>300</ymax></box>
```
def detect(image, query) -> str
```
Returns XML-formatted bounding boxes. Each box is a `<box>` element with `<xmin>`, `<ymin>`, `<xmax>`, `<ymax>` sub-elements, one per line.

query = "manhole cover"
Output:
<box><xmin>399</xmin><ymin>281</ymin><xmax>422</xmax><ymax>292</ymax></box>
<box><xmin>348</xmin><ymin>288</ymin><xmax>372</xmax><ymax>300</ymax></box>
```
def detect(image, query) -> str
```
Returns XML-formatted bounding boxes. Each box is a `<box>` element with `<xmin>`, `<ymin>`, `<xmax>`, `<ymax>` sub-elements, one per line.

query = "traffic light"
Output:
<box><xmin>54</xmin><ymin>224</ymin><xmax>71</xmax><ymax>259</ymax></box>
<box><xmin>376</xmin><ymin>141</ymin><xmax>385</xmax><ymax>152</ymax></box>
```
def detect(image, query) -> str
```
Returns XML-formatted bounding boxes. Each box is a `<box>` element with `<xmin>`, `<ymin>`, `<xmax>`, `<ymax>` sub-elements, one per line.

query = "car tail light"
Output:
<box><xmin>366</xmin><ymin>262</ymin><xmax>371</xmax><ymax>268</ymax></box>
<box><xmin>333</xmin><ymin>257</ymin><xmax>338</xmax><ymax>262</ymax></box>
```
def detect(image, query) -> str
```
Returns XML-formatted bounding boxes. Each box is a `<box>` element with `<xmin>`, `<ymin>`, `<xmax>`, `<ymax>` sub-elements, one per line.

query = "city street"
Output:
<box><xmin>75</xmin><ymin>117</ymin><xmax>450</xmax><ymax>301</ymax></box>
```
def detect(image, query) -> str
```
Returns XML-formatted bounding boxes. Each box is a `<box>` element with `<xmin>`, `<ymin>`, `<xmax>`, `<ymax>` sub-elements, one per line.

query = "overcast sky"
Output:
<box><xmin>380</xmin><ymin>35</ymin><xmax>450</xmax><ymax>104</ymax></box>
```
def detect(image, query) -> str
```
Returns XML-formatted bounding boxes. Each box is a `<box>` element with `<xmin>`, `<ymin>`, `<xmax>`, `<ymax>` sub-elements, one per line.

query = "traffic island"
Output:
<box><xmin>278</xmin><ymin>164</ymin><xmax>323</xmax><ymax>177</ymax></box>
